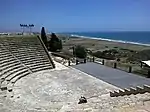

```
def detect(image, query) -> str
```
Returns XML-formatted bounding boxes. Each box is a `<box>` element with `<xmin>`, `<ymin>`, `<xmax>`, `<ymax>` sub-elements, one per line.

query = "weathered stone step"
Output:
<box><xmin>22</xmin><ymin>60</ymin><xmax>49</xmax><ymax>64</ymax></box>
<box><xmin>0</xmin><ymin>53</ymin><xmax>12</xmax><ymax>57</ymax></box>
<box><xmin>26</xmin><ymin>63</ymin><xmax>51</xmax><ymax>67</ymax></box>
<box><xmin>11</xmin><ymin>72</ymin><xmax>30</xmax><ymax>83</ymax></box>
<box><xmin>5</xmin><ymin>69</ymin><xmax>29</xmax><ymax>82</ymax></box>
<box><xmin>31</xmin><ymin>66</ymin><xmax>53</xmax><ymax>72</ymax></box>
<box><xmin>0</xmin><ymin>60</ymin><xmax>19</xmax><ymax>68</ymax></box>
<box><xmin>0</xmin><ymin>57</ymin><xmax>15</xmax><ymax>62</ymax></box>
<box><xmin>1</xmin><ymin>66</ymin><xmax>25</xmax><ymax>79</ymax></box>
<box><xmin>0</xmin><ymin>58</ymin><xmax>16</xmax><ymax>64</ymax></box>
<box><xmin>30</xmin><ymin>64</ymin><xmax>52</xmax><ymax>69</ymax></box>
<box><xmin>110</xmin><ymin>85</ymin><xmax>150</xmax><ymax>97</ymax></box>
<box><xmin>20</xmin><ymin>57</ymin><xmax>45</xmax><ymax>61</ymax></box>
<box><xmin>1</xmin><ymin>64</ymin><xmax>22</xmax><ymax>76</ymax></box>
<box><xmin>0</xmin><ymin>81</ymin><xmax>7</xmax><ymax>91</ymax></box>
<box><xmin>0</xmin><ymin>62</ymin><xmax>21</xmax><ymax>71</ymax></box>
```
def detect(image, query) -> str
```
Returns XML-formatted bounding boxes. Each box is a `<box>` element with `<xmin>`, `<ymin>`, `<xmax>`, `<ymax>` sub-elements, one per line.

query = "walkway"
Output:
<box><xmin>73</xmin><ymin>62</ymin><xmax>150</xmax><ymax>89</ymax></box>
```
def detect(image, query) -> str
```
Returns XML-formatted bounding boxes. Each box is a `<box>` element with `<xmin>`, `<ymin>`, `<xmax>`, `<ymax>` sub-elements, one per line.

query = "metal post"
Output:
<box><xmin>84</xmin><ymin>58</ymin><xmax>86</xmax><ymax>63</ymax></box>
<box><xmin>148</xmin><ymin>71</ymin><xmax>150</xmax><ymax>78</ymax></box>
<box><xmin>114</xmin><ymin>62</ymin><xmax>117</xmax><ymax>68</ymax></box>
<box><xmin>102</xmin><ymin>59</ymin><xmax>104</xmax><ymax>65</ymax></box>
<box><xmin>140</xmin><ymin>62</ymin><xmax>143</xmax><ymax>68</ymax></box>
<box><xmin>92</xmin><ymin>57</ymin><xmax>95</xmax><ymax>62</ymax></box>
<box><xmin>68</xmin><ymin>60</ymin><xmax>70</xmax><ymax>66</ymax></box>
<box><xmin>128</xmin><ymin>66</ymin><xmax>132</xmax><ymax>73</ymax></box>
<box><xmin>29</xmin><ymin>26</ymin><xmax>31</xmax><ymax>35</ymax></box>
<box><xmin>76</xmin><ymin>59</ymin><xmax>78</xmax><ymax>65</ymax></box>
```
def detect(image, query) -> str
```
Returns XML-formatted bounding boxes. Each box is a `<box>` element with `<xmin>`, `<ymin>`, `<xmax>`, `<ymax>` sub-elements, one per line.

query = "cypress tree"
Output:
<box><xmin>41</xmin><ymin>27</ymin><xmax>48</xmax><ymax>48</ymax></box>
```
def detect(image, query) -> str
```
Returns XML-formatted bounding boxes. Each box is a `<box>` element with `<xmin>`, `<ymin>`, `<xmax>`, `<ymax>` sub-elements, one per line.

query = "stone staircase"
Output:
<box><xmin>0</xmin><ymin>36</ymin><xmax>55</xmax><ymax>98</ymax></box>
<box><xmin>110</xmin><ymin>85</ymin><xmax>150</xmax><ymax>97</ymax></box>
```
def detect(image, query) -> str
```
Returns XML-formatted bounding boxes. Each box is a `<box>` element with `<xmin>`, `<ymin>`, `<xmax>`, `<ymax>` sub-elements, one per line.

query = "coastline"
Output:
<box><xmin>70</xmin><ymin>34</ymin><xmax>150</xmax><ymax>47</ymax></box>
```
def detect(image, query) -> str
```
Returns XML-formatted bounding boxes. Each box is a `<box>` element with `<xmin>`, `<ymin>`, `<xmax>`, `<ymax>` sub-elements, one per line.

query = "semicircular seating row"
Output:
<box><xmin>0</xmin><ymin>36</ymin><xmax>54</xmax><ymax>97</ymax></box>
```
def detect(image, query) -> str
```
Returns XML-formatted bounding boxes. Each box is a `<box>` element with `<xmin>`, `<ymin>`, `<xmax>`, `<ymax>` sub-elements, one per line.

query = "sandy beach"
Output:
<box><xmin>62</xmin><ymin>35</ymin><xmax>150</xmax><ymax>52</ymax></box>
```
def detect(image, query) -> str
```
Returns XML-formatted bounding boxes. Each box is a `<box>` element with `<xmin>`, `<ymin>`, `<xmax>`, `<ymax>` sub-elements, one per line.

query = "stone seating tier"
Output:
<box><xmin>6</xmin><ymin>69</ymin><xmax>29</xmax><ymax>81</ymax></box>
<box><xmin>0</xmin><ymin>60</ymin><xmax>19</xmax><ymax>67</ymax></box>
<box><xmin>21</xmin><ymin>59</ymin><xmax>49</xmax><ymax>63</ymax></box>
<box><xmin>0</xmin><ymin>62</ymin><xmax>21</xmax><ymax>71</ymax></box>
<box><xmin>0</xmin><ymin>59</ymin><xmax>17</xmax><ymax>65</ymax></box>
<box><xmin>0</xmin><ymin>36</ymin><xmax>55</xmax><ymax>97</ymax></box>
<box><xmin>1</xmin><ymin>65</ymin><xmax>23</xmax><ymax>76</ymax></box>
<box><xmin>1</xmin><ymin>66</ymin><xmax>26</xmax><ymax>80</ymax></box>
<box><xmin>11</xmin><ymin>72</ymin><xmax>30</xmax><ymax>83</ymax></box>
<box><xmin>0</xmin><ymin>53</ymin><xmax>12</xmax><ymax>56</ymax></box>
<box><xmin>0</xmin><ymin>56</ymin><xmax>15</xmax><ymax>61</ymax></box>
<box><xmin>32</xmin><ymin>66</ymin><xmax>52</xmax><ymax>72</ymax></box>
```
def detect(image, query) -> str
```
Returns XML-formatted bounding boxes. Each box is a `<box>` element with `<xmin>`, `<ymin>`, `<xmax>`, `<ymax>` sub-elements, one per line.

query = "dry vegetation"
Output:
<box><xmin>58</xmin><ymin>34</ymin><xmax>150</xmax><ymax>76</ymax></box>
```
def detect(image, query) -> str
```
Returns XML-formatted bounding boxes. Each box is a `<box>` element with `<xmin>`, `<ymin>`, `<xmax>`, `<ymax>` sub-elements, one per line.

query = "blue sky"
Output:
<box><xmin>0</xmin><ymin>0</ymin><xmax>150</xmax><ymax>32</ymax></box>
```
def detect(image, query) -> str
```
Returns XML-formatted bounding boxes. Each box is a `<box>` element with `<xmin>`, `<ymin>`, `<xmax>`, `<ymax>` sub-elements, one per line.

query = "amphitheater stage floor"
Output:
<box><xmin>1</xmin><ymin>63</ymin><xmax>150</xmax><ymax>111</ymax></box>
<box><xmin>2</xmin><ymin>68</ymin><xmax>120</xmax><ymax>111</ymax></box>
<box><xmin>73</xmin><ymin>62</ymin><xmax>150</xmax><ymax>89</ymax></box>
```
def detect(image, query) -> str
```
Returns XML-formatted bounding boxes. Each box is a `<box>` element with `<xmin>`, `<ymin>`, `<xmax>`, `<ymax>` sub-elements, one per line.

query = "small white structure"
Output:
<box><xmin>141</xmin><ymin>60</ymin><xmax>150</xmax><ymax>71</ymax></box>
<box><xmin>142</xmin><ymin>60</ymin><xmax>150</xmax><ymax>67</ymax></box>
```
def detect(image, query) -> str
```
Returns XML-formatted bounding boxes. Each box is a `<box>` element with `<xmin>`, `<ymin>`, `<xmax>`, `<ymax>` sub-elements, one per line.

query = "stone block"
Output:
<box><xmin>118</xmin><ymin>89</ymin><xmax>125</xmax><ymax>96</ymax></box>
<box><xmin>7</xmin><ymin>84</ymin><xmax>13</xmax><ymax>92</ymax></box>
<box><xmin>1</xmin><ymin>83</ymin><xmax>7</xmax><ymax>91</ymax></box>
<box><xmin>110</xmin><ymin>91</ymin><xmax>115</xmax><ymax>97</ymax></box>
<box><xmin>136</xmin><ymin>86</ymin><xmax>145</xmax><ymax>94</ymax></box>
<box><xmin>130</xmin><ymin>87</ymin><xmax>138</xmax><ymax>95</ymax></box>
<box><xmin>110</xmin><ymin>91</ymin><xmax>119</xmax><ymax>97</ymax></box>
<box><xmin>124</xmin><ymin>88</ymin><xmax>131</xmax><ymax>95</ymax></box>
<box><xmin>143</xmin><ymin>85</ymin><xmax>150</xmax><ymax>92</ymax></box>
<box><xmin>114</xmin><ymin>91</ymin><xmax>120</xmax><ymax>97</ymax></box>
<box><xmin>110</xmin><ymin>91</ymin><xmax>120</xmax><ymax>97</ymax></box>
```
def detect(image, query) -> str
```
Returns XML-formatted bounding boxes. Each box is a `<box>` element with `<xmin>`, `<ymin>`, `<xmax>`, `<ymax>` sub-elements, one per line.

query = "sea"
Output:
<box><xmin>63</xmin><ymin>31</ymin><xmax>150</xmax><ymax>46</ymax></box>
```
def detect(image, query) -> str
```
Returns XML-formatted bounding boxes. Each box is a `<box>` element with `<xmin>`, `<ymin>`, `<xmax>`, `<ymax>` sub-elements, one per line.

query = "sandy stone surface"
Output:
<box><xmin>53</xmin><ymin>61</ymin><xmax>69</xmax><ymax>70</ymax></box>
<box><xmin>1</xmin><ymin>62</ymin><xmax>150</xmax><ymax>112</ymax></box>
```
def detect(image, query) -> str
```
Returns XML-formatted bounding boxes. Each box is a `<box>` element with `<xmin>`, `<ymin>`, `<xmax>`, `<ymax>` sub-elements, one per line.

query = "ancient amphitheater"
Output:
<box><xmin>0</xmin><ymin>35</ymin><xmax>150</xmax><ymax>112</ymax></box>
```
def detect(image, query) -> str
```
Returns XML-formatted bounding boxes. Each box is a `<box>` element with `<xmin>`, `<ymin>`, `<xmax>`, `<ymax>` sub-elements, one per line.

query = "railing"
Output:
<box><xmin>50</xmin><ymin>51</ymin><xmax>149</xmax><ymax>77</ymax></box>
<box><xmin>92</xmin><ymin>56</ymin><xmax>149</xmax><ymax>77</ymax></box>
<box><xmin>37</xmin><ymin>36</ymin><xmax>55</xmax><ymax>68</ymax></box>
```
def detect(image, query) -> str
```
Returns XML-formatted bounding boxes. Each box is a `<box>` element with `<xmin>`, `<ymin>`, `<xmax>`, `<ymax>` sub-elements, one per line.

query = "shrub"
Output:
<box><xmin>127</xmin><ymin>49</ymin><xmax>150</xmax><ymax>62</ymax></box>
<box><xmin>49</xmin><ymin>33</ymin><xmax>62</xmax><ymax>52</ymax></box>
<box><xmin>92</xmin><ymin>50</ymin><xmax>116</xmax><ymax>60</ymax></box>
<box><xmin>74</xmin><ymin>45</ymin><xmax>87</xmax><ymax>59</ymax></box>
